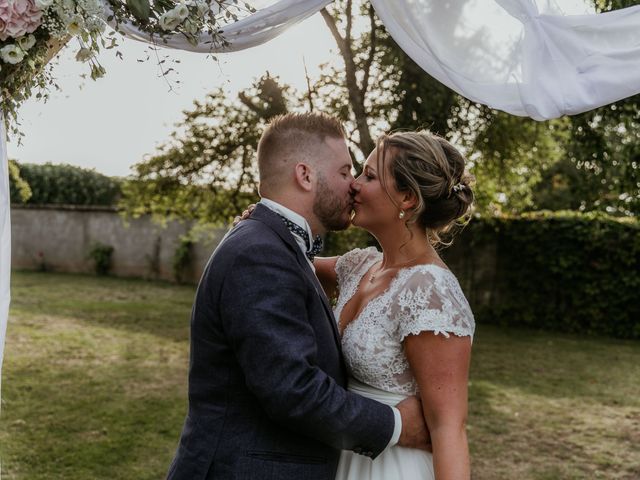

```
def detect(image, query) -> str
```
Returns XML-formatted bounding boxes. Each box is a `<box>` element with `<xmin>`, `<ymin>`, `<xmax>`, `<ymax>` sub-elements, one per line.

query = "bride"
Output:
<box><xmin>314</xmin><ymin>130</ymin><xmax>475</xmax><ymax>480</ymax></box>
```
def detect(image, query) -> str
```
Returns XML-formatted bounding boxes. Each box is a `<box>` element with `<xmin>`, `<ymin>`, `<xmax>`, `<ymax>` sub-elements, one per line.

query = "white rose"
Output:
<box><xmin>35</xmin><ymin>0</ymin><xmax>55</xmax><ymax>8</ymax></box>
<box><xmin>17</xmin><ymin>34</ymin><xmax>37</xmax><ymax>51</ymax></box>
<box><xmin>0</xmin><ymin>44</ymin><xmax>26</xmax><ymax>64</ymax></box>
<box><xmin>85</xmin><ymin>17</ymin><xmax>106</xmax><ymax>33</ymax></box>
<box><xmin>172</xmin><ymin>3</ymin><xmax>189</xmax><ymax>21</ymax></box>
<box><xmin>158</xmin><ymin>11</ymin><xmax>182</xmax><ymax>31</ymax></box>
<box><xmin>66</xmin><ymin>14</ymin><xmax>84</xmax><ymax>35</ymax></box>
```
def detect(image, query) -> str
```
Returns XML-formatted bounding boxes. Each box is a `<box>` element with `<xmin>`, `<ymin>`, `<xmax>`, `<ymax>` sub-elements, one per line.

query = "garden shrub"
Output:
<box><xmin>468</xmin><ymin>211</ymin><xmax>639</xmax><ymax>339</ymax></box>
<box><xmin>88</xmin><ymin>243</ymin><xmax>114</xmax><ymax>276</ymax></box>
<box><xmin>9</xmin><ymin>162</ymin><xmax>122</xmax><ymax>206</ymax></box>
<box><xmin>173</xmin><ymin>237</ymin><xmax>193</xmax><ymax>284</ymax></box>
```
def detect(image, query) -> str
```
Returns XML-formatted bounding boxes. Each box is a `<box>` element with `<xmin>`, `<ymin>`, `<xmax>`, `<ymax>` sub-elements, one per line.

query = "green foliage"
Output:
<box><xmin>470</xmin><ymin>212</ymin><xmax>640</xmax><ymax>339</ymax></box>
<box><xmin>88</xmin><ymin>243</ymin><xmax>114</xmax><ymax>276</ymax></box>
<box><xmin>9</xmin><ymin>162</ymin><xmax>122</xmax><ymax>206</ymax></box>
<box><xmin>558</xmin><ymin>98</ymin><xmax>640</xmax><ymax>216</ymax></box>
<box><xmin>8</xmin><ymin>159</ymin><xmax>32</xmax><ymax>203</ymax></box>
<box><xmin>470</xmin><ymin>112</ymin><xmax>569</xmax><ymax>215</ymax></box>
<box><xmin>323</xmin><ymin>227</ymin><xmax>375</xmax><ymax>257</ymax></box>
<box><xmin>172</xmin><ymin>237</ymin><xmax>193</xmax><ymax>284</ymax></box>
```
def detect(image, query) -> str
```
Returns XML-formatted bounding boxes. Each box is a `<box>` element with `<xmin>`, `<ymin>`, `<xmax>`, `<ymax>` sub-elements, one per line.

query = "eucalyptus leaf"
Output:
<box><xmin>126</xmin><ymin>0</ymin><xmax>151</xmax><ymax>23</ymax></box>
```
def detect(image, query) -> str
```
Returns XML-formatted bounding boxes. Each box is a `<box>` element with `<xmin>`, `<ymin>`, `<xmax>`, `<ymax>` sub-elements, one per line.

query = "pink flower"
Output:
<box><xmin>0</xmin><ymin>0</ymin><xmax>43</xmax><ymax>41</ymax></box>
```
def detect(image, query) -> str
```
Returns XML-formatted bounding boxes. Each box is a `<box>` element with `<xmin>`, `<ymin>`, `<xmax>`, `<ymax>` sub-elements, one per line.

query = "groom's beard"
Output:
<box><xmin>313</xmin><ymin>174</ymin><xmax>352</xmax><ymax>232</ymax></box>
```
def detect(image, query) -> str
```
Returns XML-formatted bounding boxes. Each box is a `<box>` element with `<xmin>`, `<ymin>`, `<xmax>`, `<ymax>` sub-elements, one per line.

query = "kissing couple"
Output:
<box><xmin>167</xmin><ymin>112</ymin><xmax>475</xmax><ymax>480</ymax></box>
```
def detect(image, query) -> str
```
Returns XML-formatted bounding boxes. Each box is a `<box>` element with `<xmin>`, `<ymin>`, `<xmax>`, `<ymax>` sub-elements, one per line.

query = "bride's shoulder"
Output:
<box><xmin>395</xmin><ymin>264</ymin><xmax>467</xmax><ymax>302</ymax></box>
<box><xmin>335</xmin><ymin>246</ymin><xmax>380</xmax><ymax>277</ymax></box>
<box><xmin>341</xmin><ymin>246</ymin><xmax>380</xmax><ymax>264</ymax></box>
<box><xmin>393</xmin><ymin>265</ymin><xmax>475</xmax><ymax>337</ymax></box>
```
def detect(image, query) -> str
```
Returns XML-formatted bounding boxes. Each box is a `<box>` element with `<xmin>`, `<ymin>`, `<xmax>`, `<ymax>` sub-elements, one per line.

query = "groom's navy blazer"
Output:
<box><xmin>167</xmin><ymin>204</ymin><xmax>395</xmax><ymax>480</ymax></box>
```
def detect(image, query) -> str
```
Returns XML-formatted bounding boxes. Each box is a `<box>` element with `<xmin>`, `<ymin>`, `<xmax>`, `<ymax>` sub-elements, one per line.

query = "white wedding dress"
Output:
<box><xmin>334</xmin><ymin>247</ymin><xmax>475</xmax><ymax>480</ymax></box>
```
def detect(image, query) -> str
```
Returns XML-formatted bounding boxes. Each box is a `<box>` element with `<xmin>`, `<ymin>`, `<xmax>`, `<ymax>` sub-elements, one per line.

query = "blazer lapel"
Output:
<box><xmin>250</xmin><ymin>205</ymin><xmax>343</xmax><ymax>350</ymax></box>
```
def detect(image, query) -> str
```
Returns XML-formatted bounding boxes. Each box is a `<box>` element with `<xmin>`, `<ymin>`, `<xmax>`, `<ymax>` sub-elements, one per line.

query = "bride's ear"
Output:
<box><xmin>399</xmin><ymin>190</ymin><xmax>418</xmax><ymax>212</ymax></box>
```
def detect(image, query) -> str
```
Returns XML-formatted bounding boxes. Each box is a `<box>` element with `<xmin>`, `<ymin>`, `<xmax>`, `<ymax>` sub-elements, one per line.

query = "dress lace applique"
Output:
<box><xmin>334</xmin><ymin>248</ymin><xmax>475</xmax><ymax>395</ymax></box>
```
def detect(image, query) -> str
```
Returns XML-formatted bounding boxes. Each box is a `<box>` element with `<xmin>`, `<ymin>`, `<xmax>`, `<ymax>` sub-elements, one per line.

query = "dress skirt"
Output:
<box><xmin>335</xmin><ymin>378</ymin><xmax>435</xmax><ymax>480</ymax></box>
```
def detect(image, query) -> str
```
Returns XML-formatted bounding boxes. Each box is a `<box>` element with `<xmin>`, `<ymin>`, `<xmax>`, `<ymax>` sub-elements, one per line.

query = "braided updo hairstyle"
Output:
<box><xmin>377</xmin><ymin>130</ymin><xmax>475</xmax><ymax>246</ymax></box>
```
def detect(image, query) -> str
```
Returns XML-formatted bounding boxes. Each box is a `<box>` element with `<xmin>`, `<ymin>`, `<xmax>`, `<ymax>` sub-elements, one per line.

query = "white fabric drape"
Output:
<box><xmin>371</xmin><ymin>0</ymin><xmax>640</xmax><ymax>120</ymax></box>
<box><xmin>2</xmin><ymin>0</ymin><xmax>640</xmax><ymax>392</ymax></box>
<box><xmin>0</xmin><ymin>115</ymin><xmax>10</xmax><ymax>405</ymax></box>
<box><xmin>105</xmin><ymin>0</ymin><xmax>333</xmax><ymax>53</ymax></box>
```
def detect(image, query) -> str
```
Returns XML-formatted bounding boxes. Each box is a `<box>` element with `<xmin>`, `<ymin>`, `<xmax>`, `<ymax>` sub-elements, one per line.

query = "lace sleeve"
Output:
<box><xmin>390</xmin><ymin>266</ymin><xmax>475</xmax><ymax>342</ymax></box>
<box><xmin>334</xmin><ymin>247</ymin><xmax>379</xmax><ymax>289</ymax></box>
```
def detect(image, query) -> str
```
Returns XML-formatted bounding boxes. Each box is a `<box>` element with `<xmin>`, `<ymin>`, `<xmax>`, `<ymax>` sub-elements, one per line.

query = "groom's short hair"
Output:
<box><xmin>258</xmin><ymin>112</ymin><xmax>345</xmax><ymax>193</ymax></box>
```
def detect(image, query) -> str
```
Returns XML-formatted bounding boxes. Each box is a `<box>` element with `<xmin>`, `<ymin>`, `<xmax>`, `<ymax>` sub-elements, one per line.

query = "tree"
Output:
<box><xmin>122</xmin><ymin>0</ymin><xmax>638</xmax><ymax>224</ymax></box>
<box><xmin>120</xmin><ymin>74</ymin><xmax>289</xmax><ymax>223</ymax></box>
<box><xmin>8</xmin><ymin>160</ymin><xmax>32</xmax><ymax>204</ymax></box>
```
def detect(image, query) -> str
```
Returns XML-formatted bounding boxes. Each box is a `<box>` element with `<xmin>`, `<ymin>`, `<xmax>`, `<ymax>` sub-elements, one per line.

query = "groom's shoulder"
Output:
<box><xmin>217</xmin><ymin>217</ymin><xmax>285</xmax><ymax>257</ymax></box>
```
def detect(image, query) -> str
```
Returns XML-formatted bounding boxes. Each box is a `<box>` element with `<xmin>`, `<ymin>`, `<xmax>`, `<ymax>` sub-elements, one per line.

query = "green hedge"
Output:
<box><xmin>468</xmin><ymin>211</ymin><xmax>640</xmax><ymax>339</ymax></box>
<box><xmin>9</xmin><ymin>162</ymin><xmax>122</xmax><ymax>206</ymax></box>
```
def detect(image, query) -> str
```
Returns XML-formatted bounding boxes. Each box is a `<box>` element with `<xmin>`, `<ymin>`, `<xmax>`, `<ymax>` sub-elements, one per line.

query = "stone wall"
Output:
<box><xmin>10</xmin><ymin>206</ymin><xmax>498</xmax><ymax>312</ymax></box>
<box><xmin>10</xmin><ymin>205</ymin><xmax>226</xmax><ymax>283</ymax></box>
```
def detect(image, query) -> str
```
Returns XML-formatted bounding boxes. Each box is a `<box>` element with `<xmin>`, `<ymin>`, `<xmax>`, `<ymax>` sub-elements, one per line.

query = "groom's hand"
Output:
<box><xmin>396</xmin><ymin>395</ymin><xmax>432</xmax><ymax>451</ymax></box>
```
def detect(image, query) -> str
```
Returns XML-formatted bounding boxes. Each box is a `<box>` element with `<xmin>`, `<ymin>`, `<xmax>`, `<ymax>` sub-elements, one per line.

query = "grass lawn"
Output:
<box><xmin>1</xmin><ymin>271</ymin><xmax>639</xmax><ymax>479</ymax></box>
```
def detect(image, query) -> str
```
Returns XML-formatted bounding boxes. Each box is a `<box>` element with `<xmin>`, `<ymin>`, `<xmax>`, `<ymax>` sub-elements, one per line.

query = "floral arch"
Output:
<box><xmin>1</xmin><ymin>0</ymin><xmax>640</xmax><ymax>393</ymax></box>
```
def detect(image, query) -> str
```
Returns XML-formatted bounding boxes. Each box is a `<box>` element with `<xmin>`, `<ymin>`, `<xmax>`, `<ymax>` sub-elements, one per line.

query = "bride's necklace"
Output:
<box><xmin>369</xmin><ymin>256</ymin><xmax>425</xmax><ymax>283</ymax></box>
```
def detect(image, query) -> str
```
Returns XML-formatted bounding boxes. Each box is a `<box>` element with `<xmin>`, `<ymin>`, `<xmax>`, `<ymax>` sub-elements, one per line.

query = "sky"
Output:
<box><xmin>7</xmin><ymin>11</ymin><xmax>338</xmax><ymax>177</ymax></box>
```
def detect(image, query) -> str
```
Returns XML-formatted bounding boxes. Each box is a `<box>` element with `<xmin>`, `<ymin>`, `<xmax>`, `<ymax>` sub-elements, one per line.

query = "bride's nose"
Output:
<box><xmin>351</xmin><ymin>177</ymin><xmax>362</xmax><ymax>191</ymax></box>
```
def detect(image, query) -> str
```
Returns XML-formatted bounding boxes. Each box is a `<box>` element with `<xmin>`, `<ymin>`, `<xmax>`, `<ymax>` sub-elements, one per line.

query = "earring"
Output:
<box><xmin>399</xmin><ymin>210</ymin><xmax>405</xmax><ymax>219</ymax></box>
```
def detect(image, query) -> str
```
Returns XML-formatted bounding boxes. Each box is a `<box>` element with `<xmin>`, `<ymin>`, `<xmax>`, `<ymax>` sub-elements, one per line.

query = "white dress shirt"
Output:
<box><xmin>260</xmin><ymin>198</ymin><xmax>402</xmax><ymax>451</ymax></box>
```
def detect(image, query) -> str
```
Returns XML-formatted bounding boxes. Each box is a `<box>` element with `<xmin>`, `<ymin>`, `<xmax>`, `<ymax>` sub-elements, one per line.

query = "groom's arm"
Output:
<box><xmin>313</xmin><ymin>256</ymin><xmax>339</xmax><ymax>299</ymax></box>
<box><xmin>220</xmin><ymin>242</ymin><xmax>394</xmax><ymax>458</ymax></box>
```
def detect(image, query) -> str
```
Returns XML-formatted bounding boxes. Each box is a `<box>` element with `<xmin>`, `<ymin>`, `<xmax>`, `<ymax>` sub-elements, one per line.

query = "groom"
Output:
<box><xmin>167</xmin><ymin>112</ymin><xmax>428</xmax><ymax>480</ymax></box>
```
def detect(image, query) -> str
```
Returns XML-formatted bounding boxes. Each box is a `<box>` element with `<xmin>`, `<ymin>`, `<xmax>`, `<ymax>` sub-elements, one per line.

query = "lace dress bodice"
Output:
<box><xmin>334</xmin><ymin>247</ymin><xmax>475</xmax><ymax>395</ymax></box>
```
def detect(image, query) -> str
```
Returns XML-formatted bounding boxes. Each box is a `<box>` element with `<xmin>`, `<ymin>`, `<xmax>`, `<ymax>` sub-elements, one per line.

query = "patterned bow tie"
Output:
<box><xmin>276</xmin><ymin>214</ymin><xmax>324</xmax><ymax>261</ymax></box>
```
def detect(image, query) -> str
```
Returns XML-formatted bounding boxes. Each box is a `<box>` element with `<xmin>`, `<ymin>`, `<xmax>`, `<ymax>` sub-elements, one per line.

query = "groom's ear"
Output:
<box><xmin>294</xmin><ymin>162</ymin><xmax>314</xmax><ymax>192</ymax></box>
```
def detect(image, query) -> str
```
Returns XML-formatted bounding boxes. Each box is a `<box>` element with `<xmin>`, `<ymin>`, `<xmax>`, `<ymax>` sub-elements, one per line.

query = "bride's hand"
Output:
<box><xmin>233</xmin><ymin>204</ymin><xmax>256</xmax><ymax>226</ymax></box>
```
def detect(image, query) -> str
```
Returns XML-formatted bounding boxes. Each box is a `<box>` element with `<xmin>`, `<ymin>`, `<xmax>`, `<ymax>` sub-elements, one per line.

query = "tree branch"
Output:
<box><xmin>320</xmin><ymin>5</ymin><xmax>375</xmax><ymax>157</ymax></box>
<box><xmin>360</xmin><ymin>4</ymin><xmax>377</xmax><ymax>97</ymax></box>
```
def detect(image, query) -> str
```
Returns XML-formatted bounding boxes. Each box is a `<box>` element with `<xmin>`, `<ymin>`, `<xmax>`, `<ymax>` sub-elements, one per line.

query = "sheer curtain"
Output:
<box><xmin>2</xmin><ymin>0</ymin><xmax>640</xmax><ymax>394</ymax></box>
<box><xmin>0</xmin><ymin>117</ymin><xmax>9</xmax><ymax>394</ymax></box>
<box><xmin>371</xmin><ymin>0</ymin><xmax>640</xmax><ymax>120</ymax></box>
<box><xmin>104</xmin><ymin>0</ymin><xmax>333</xmax><ymax>52</ymax></box>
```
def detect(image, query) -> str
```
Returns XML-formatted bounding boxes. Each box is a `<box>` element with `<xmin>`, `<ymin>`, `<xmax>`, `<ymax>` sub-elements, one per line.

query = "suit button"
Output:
<box><xmin>365</xmin><ymin>451</ymin><xmax>373</xmax><ymax>457</ymax></box>
<box><xmin>354</xmin><ymin>447</ymin><xmax>362</xmax><ymax>454</ymax></box>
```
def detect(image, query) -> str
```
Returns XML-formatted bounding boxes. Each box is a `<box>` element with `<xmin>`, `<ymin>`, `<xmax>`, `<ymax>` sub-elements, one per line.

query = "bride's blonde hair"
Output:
<box><xmin>377</xmin><ymin>130</ymin><xmax>475</xmax><ymax>246</ymax></box>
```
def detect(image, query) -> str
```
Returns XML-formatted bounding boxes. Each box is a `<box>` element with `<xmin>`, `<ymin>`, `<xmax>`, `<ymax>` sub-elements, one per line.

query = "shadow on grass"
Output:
<box><xmin>10</xmin><ymin>271</ymin><xmax>196</xmax><ymax>343</ymax></box>
<box><xmin>1</xmin><ymin>325</ymin><xmax>188</xmax><ymax>480</ymax></box>
<box><xmin>471</xmin><ymin>324</ymin><xmax>640</xmax><ymax>407</ymax></box>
